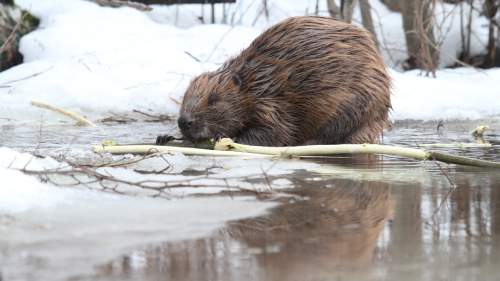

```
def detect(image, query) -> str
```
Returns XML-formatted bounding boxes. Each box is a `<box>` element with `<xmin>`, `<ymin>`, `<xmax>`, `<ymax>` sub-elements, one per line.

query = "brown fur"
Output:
<box><xmin>178</xmin><ymin>16</ymin><xmax>391</xmax><ymax>146</ymax></box>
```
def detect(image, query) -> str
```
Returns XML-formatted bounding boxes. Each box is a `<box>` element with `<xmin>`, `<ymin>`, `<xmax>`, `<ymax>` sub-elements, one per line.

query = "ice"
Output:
<box><xmin>0</xmin><ymin>167</ymin><xmax>67</xmax><ymax>213</ymax></box>
<box><xmin>0</xmin><ymin>146</ymin><xmax>63</xmax><ymax>170</ymax></box>
<box><xmin>0</xmin><ymin>148</ymin><xmax>278</xmax><ymax>280</ymax></box>
<box><xmin>0</xmin><ymin>145</ymin><xmax>313</xmax><ymax>213</ymax></box>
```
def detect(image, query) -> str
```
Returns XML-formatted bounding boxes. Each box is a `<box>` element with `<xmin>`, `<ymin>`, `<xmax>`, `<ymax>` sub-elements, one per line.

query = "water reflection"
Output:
<box><xmin>91</xmin><ymin>169</ymin><xmax>500</xmax><ymax>281</ymax></box>
<box><xmin>228</xmin><ymin>180</ymin><xmax>394</xmax><ymax>280</ymax></box>
<box><xmin>93</xmin><ymin>180</ymin><xmax>394</xmax><ymax>281</ymax></box>
<box><xmin>384</xmin><ymin>172</ymin><xmax>500</xmax><ymax>281</ymax></box>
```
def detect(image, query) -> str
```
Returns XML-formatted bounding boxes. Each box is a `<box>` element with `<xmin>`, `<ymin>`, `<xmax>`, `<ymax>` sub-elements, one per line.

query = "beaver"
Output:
<box><xmin>178</xmin><ymin>16</ymin><xmax>391</xmax><ymax>146</ymax></box>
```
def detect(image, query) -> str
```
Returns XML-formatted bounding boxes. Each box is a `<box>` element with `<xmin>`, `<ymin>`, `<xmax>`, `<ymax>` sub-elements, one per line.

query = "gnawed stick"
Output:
<box><xmin>215</xmin><ymin>138</ymin><xmax>430</xmax><ymax>160</ymax></box>
<box><xmin>31</xmin><ymin>99</ymin><xmax>97</xmax><ymax>127</ymax></box>
<box><xmin>93</xmin><ymin>144</ymin><xmax>270</xmax><ymax>157</ymax></box>
<box><xmin>94</xmin><ymin>141</ymin><xmax>430</xmax><ymax>160</ymax></box>
<box><xmin>214</xmin><ymin>138</ymin><xmax>500</xmax><ymax>169</ymax></box>
<box><xmin>92</xmin><ymin>138</ymin><xmax>499</xmax><ymax>168</ymax></box>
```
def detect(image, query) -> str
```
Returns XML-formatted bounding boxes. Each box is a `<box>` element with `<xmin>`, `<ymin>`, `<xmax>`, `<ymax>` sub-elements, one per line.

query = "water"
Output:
<box><xmin>1</xmin><ymin>118</ymin><xmax>500</xmax><ymax>281</ymax></box>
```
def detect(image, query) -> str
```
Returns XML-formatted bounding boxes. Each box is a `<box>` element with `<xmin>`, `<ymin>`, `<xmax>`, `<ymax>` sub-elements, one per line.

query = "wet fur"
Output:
<box><xmin>179</xmin><ymin>16</ymin><xmax>391</xmax><ymax>146</ymax></box>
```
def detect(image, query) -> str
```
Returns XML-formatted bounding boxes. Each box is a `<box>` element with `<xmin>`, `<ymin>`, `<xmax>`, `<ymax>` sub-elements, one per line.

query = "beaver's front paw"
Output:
<box><xmin>156</xmin><ymin>135</ymin><xmax>175</xmax><ymax>145</ymax></box>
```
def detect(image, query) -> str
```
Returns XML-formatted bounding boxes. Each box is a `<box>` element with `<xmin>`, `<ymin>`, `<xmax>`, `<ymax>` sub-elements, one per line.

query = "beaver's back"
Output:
<box><xmin>220</xmin><ymin>16</ymin><xmax>391</xmax><ymax>144</ymax></box>
<box><xmin>178</xmin><ymin>17</ymin><xmax>391</xmax><ymax>146</ymax></box>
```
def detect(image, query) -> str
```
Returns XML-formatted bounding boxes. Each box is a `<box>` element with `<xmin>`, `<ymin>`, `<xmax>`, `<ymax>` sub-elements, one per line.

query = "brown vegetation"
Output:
<box><xmin>0</xmin><ymin>3</ymin><xmax>38</xmax><ymax>71</ymax></box>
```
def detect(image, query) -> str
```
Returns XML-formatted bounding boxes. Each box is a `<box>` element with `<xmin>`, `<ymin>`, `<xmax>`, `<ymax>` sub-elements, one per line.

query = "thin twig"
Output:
<box><xmin>0</xmin><ymin>66</ymin><xmax>54</xmax><ymax>87</ymax></box>
<box><xmin>184</xmin><ymin>51</ymin><xmax>201</xmax><ymax>62</ymax></box>
<box><xmin>132</xmin><ymin>109</ymin><xmax>172</xmax><ymax>121</ymax></box>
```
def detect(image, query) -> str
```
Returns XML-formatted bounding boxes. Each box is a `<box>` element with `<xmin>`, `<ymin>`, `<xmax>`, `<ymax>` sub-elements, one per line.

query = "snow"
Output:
<box><xmin>1</xmin><ymin>0</ymin><xmax>259</xmax><ymax>120</ymax></box>
<box><xmin>391</xmin><ymin>68</ymin><xmax>500</xmax><ymax>120</ymax></box>
<box><xmin>0</xmin><ymin>0</ymin><xmax>496</xmax><ymax>123</ymax></box>
<box><xmin>0</xmin><ymin>167</ymin><xmax>67</xmax><ymax>213</ymax></box>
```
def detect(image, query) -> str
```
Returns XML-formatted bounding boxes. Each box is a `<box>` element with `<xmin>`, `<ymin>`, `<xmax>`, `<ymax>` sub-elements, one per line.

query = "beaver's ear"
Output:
<box><xmin>232</xmin><ymin>73</ymin><xmax>242</xmax><ymax>88</ymax></box>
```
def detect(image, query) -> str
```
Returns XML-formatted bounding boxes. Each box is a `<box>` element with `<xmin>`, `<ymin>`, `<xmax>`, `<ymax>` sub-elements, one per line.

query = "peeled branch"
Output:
<box><xmin>93</xmin><ymin>143</ymin><xmax>269</xmax><ymax>157</ymax></box>
<box><xmin>91</xmin><ymin>138</ymin><xmax>500</xmax><ymax>169</ymax></box>
<box><xmin>31</xmin><ymin>99</ymin><xmax>97</xmax><ymax>127</ymax></box>
<box><xmin>214</xmin><ymin>138</ymin><xmax>430</xmax><ymax>160</ymax></box>
<box><xmin>214</xmin><ymin>138</ymin><xmax>500</xmax><ymax>169</ymax></box>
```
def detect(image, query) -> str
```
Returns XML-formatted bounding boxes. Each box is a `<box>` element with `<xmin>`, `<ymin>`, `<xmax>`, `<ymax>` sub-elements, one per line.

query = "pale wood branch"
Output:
<box><xmin>31</xmin><ymin>100</ymin><xmax>97</xmax><ymax>127</ymax></box>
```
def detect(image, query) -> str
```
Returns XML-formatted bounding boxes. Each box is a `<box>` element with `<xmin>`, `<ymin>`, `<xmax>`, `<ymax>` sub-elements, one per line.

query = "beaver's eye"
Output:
<box><xmin>207</xmin><ymin>92</ymin><xmax>218</xmax><ymax>105</ymax></box>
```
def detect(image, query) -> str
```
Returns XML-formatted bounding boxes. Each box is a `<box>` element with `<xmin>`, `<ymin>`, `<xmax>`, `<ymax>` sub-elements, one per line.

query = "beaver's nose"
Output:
<box><xmin>177</xmin><ymin>116</ymin><xmax>193</xmax><ymax>131</ymax></box>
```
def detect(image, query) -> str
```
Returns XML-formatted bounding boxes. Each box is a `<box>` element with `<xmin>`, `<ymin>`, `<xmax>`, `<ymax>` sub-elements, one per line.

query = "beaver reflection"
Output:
<box><xmin>228</xmin><ymin>180</ymin><xmax>394</xmax><ymax>279</ymax></box>
<box><xmin>96</xmin><ymin>180</ymin><xmax>393</xmax><ymax>281</ymax></box>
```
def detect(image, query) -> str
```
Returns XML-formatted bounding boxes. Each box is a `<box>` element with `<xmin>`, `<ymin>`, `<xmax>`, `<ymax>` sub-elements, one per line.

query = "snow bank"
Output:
<box><xmin>391</xmin><ymin>68</ymin><xmax>500</xmax><ymax>120</ymax></box>
<box><xmin>1</xmin><ymin>0</ymin><xmax>259</xmax><ymax>120</ymax></box>
<box><xmin>0</xmin><ymin>167</ymin><xmax>67</xmax><ymax>213</ymax></box>
<box><xmin>0</xmin><ymin>0</ymin><xmax>498</xmax><ymax>123</ymax></box>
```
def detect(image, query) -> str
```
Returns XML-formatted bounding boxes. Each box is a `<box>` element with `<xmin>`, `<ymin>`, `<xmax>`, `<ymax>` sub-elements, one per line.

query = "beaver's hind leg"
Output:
<box><xmin>237</xmin><ymin>100</ymin><xmax>300</xmax><ymax>146</ymax></box>
<box><xmin>310</xmin><ymin>115</ymin><xmax>386</xmax><ymax>144</ymax></box>
<box><xmin>308</xmin><ymin>110</ymin><xmax>363</xmax><ymax>144</ymax></box>
<box><xmin>237</xmin><ymin>127</ymin><xmax>279</xmax><ymax>146</ymax></box>
<box><xmin>345</xmin><ymin>118</ymin><xmax>388</xmax><ymax>144</ymax></box>
<box><xmin>237</xmin><ymin>125</ymin><xmax>297</xmax><ymax>146</ymax></box>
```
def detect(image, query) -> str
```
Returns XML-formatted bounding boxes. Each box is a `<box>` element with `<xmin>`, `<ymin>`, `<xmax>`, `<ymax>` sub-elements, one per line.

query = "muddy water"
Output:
<box><xmin>1</xmin><ymin>119</ymin><xmax>500</xmax><ymax>281</ymax></box>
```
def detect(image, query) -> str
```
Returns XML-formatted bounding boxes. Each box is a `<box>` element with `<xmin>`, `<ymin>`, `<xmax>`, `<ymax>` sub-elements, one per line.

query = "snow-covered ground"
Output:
<box><xmin>0</xmin><ymin>0</ymin><xmax>498</xmax><ymax>123</ymax></box>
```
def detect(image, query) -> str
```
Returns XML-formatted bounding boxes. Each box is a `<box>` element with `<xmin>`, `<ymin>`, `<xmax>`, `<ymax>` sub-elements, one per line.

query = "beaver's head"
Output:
<box><xmin>178</xmin><ymin>72</ymin><xmax>252</xmax><ymax>143</ymax></box>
